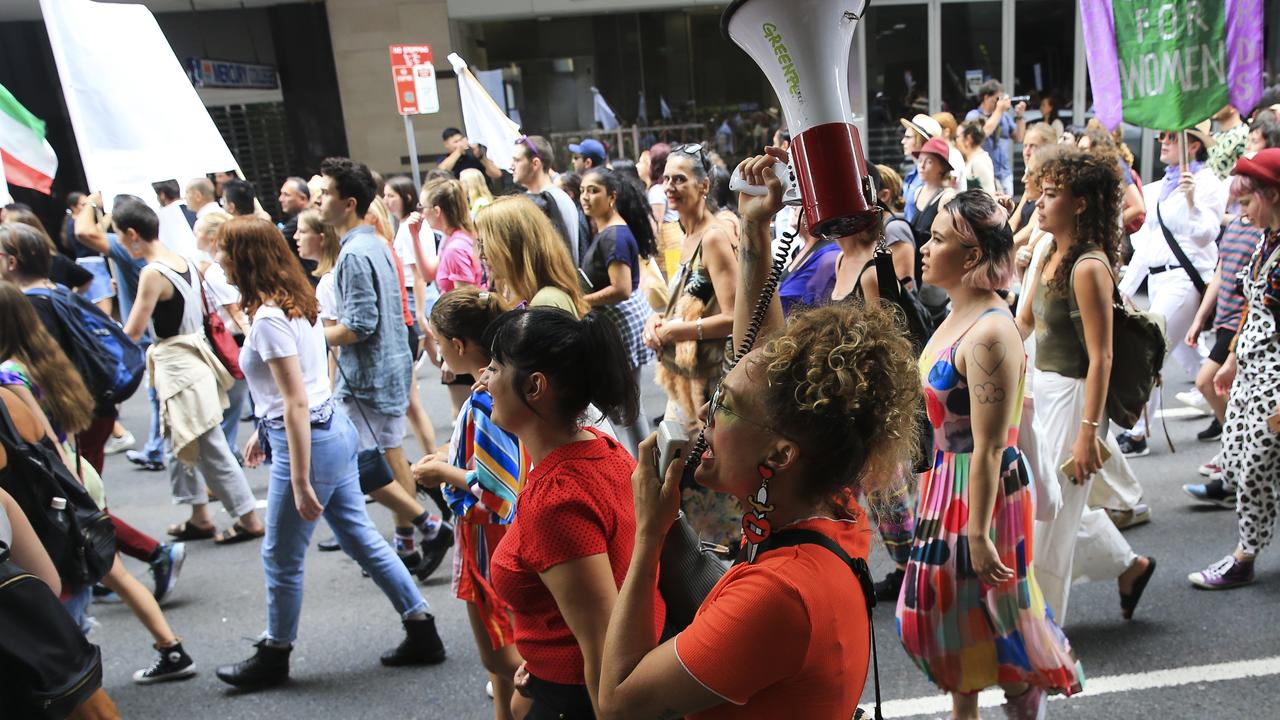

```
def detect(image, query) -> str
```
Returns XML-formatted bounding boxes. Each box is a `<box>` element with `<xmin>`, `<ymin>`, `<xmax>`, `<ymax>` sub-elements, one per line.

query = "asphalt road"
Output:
<box><xmin>87</xmin><ymin>355</ymin><xmax>1276</xmax><ymax>719</ymax></box>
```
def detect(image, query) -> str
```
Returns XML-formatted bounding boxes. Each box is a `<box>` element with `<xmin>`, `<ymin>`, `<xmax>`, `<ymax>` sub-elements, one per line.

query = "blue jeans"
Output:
<box><xmin>62</xmin><ymin>585</ymin><xmax>94</xmax><ymax>635</ymax></box>
<box><xmin>262</xmin><ymin>413</ymin><xmax>427</xmax><ymax>643</ymax></box>
<box><xmin>221</xmin><ymin>378</ymin><xmax>248</xmax><ymax>461</ymax></box>
<box><xmin>141</xmin><ymin>385</ymin><xmax>165</xmax><ymax>463</ymax></box>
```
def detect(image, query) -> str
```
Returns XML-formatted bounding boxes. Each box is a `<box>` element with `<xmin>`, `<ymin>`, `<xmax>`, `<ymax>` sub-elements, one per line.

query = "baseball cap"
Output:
<box><xmin>568</xmin><ymin>138</ymin><xmax>608</xmax><ymax>165</ymax></box>
<box><xmin>900</xmin><ymin>113</ymin><xmax>943</xmax><ymax>141</ymax></box>
<box><xmin>1232</xmin><ymin>148</ymin><xmax>1280</xmax><ymax>187</ymax></box>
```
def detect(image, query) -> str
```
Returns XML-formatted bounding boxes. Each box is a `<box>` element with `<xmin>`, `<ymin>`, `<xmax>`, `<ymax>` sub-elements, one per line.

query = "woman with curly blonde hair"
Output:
<box><xmin>1017</xmin><ymin>147</ymin><xmax>1155</xmax><ymax>627</ymax></box>
<box><xmin>899</xmin><ymin>189</ymin><xmax>1081</xmax><ymax>720</ymax></box>
<box><xmin>598</xmin><ymin>149</ymin><xmax>921</xmax><ymax>719</ymax></box>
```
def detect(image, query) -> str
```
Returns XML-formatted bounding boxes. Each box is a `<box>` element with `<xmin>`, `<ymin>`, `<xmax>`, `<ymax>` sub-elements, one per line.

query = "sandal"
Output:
<box><xmin>1119</xmin><ymin>556</ymin><xmax>1157</xmax><ymax>619</ymax></box>
<box><xmin>167</xmin><ymin>521</ymin><xmax>216</xmax><ymax>541</ymax></box>
<box><xmin>214</xmin><ymin>522</ymin><xmax>265</xmax><ymax>545</ymax></box>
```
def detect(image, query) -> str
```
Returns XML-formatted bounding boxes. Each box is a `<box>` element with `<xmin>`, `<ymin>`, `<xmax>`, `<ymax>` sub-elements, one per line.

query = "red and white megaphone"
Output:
<box><xmin>723</xmin><ymin>0</ymin><xmax>876</xmax><ymax>237</ymax></box>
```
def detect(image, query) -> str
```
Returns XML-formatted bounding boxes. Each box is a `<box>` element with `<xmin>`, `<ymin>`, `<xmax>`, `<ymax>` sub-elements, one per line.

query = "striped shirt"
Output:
<box><xmin>1215</xmin><ymin>218</ymin><xmax>1263</xmax><ymax>330</ymax></box>
<box><xmin>444</xmin><ymin>389</ymin><xmax>529</xmax><ymax>524</ymax></box>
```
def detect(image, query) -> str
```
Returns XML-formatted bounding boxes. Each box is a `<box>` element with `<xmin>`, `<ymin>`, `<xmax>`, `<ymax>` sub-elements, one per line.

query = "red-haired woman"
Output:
<box><xmin>213</xmin><ymin>218</ymin><xmax>444</xmax><ymax>688</ymax></box>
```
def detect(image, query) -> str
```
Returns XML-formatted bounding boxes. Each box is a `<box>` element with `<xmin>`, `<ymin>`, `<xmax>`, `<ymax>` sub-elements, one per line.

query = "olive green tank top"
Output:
<box><xmin>1033</xmin><ymin>249</ymin><xmax>1111</xmax><ymax>379</ymax></box>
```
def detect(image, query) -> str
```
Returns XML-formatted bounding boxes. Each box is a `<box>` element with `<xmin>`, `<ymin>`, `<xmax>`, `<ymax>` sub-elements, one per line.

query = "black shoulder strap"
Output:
<box><xmin>755</xmin><ymin>528</ymin><xmax>883</xmax><ymax>720</ymax></box>
<box><xmin>1155</xmin><ymin>201</ymin><xmax>1208</xmax><ymax>295</ymax></box>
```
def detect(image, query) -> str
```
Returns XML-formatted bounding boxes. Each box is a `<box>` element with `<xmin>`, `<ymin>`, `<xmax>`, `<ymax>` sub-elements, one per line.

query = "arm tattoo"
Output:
<box><xmin>972</xmin><ymin>340</ymin><xmax>1006</xmax><ymax>376</ymax></box>
<box><xmin>973</xmin><ymin>382</ymin><xmax>1007</xmax><ymax>404</ymax></box>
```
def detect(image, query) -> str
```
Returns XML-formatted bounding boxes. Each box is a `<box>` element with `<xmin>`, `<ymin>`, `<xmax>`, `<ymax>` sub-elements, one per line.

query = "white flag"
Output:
<box><xmin>637</xmin><ymin>91</ymin><xmax>649</xmax><ymax>126</ymax></box>
<box><xmin>447</xmin><ymin>53</ymin><xmax>521</xmax><ymax>175</ymax></box>
<box><xmin>660</xmin><ymin>96</ymin><xmax>673</xmax><ymax>121</ymax></box>
<box><xmin>39</xmin><ymin>0</ymin><xmax>239</xmax><ymax>208</ymax></box>
<box><xmin>0</xmin><ymin>153</ymin><xmax>12</xmax><ymax>206</ymax></box>
<box><xmin>592</xmin><ymin>87</ymin><xmax>619</xmax><ymax>131</ymax></box>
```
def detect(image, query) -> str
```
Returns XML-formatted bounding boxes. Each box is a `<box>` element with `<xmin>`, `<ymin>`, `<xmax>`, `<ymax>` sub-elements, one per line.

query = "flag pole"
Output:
<box><xmin>404</xmin><ymin>114</ymin><xmax>421</xmax><ymax>190</ymax></box>
<box><xmin>1179</xmin><ymin>130</ymin><xmax>1189</xmax><ymax>172</ymax></box>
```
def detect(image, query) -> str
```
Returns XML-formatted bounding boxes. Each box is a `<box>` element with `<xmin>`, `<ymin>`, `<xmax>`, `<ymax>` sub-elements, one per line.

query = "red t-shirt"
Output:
<box><xmin>676</xmin><ymin>512</ymin><xmax>872</xmax><ymax>719</ymax></box>
<box><xmin>490</xmin><ymin>428</ymin><xmax>665</xmax><ymax>685</ymax></box>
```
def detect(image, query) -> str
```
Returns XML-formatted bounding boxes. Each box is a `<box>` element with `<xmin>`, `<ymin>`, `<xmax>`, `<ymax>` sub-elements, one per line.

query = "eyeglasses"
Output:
<box><xmin>707</xmin><ymin>382</ymin><xmax>776</xmax><ymax>434</ymax></box>
<box><xmin>673</xmin><ymin>143</ymin><xmax>711</xmax><ymax>174</ymax></box>
<box><xmin>517</xmin><ymin>136</ymin><xmax>539</xmax><ymax>160</ymax></box>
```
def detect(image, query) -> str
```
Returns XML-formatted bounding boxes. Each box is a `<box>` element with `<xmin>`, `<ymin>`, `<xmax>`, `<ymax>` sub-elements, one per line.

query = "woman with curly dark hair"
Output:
<box><xmin>897</xmin><ymin>190</ymin><xmax>1081</xmax><ymax>719</ymax></box>
<box><xmin>1016</xmin><ymin>147</ymin><xmax>1155</xmax><ymax>625</ymax></box>
<box><xmin>597</xmin><ymin>149</ymin><xmax>921</xmax><ymax>718</ymax></box>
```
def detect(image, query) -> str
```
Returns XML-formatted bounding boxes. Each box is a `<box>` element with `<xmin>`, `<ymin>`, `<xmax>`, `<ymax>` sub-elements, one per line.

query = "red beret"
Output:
<box><xmin>1233</xmin><ymin>148</ymin><xmax>1280</xmax><ymax>188</ymax></box>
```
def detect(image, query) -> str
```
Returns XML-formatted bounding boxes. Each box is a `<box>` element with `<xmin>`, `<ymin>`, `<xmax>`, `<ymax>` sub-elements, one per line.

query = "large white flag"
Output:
<box><xmin>39</xmin><ymin>0</ymin><xmax>239</xmax><ymax>207</ymax></box>
<box><xmin>592</xmin><ymin>87</ymin><xmax>619</xmax><ymax>131</ymax></box>
<box><xmin>447</xmin><ymin>53</ymin><xmax>520</xmax><ymax>175</ymax></box>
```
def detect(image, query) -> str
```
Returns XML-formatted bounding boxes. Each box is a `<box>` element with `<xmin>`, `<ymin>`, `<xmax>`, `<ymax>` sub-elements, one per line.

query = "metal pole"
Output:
<box><xmin>404</xmin><ymin>114</ymin><xmax>421</xmax><ymax>190</ymax></box>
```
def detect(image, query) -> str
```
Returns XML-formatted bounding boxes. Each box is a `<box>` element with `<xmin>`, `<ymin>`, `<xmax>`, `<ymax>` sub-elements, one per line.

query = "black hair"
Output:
<box><xmin>320</xmin><ymin>156</ymin><xmax>377</xmax><ymax>217</ymax></box>
<box><xmin>110</xmin><ymin>195</ymin><xmax>159</xmax><ymax>240</ymax></box>
<box><xmin>151</xmin><ymin>180</ymin><xmax>181</xmax><ymax>202</ymax></box>
<box><xmin>557</xmin><ymin>171</ymin><xmax>582</xmax><ymax>203</ymax></box>
<box><xmin>285</xmin><ymin>176</ymin><xmax>311</xmax><ymax>199</ymax></box>
<box><xmin>960</xmin><ymin>120</ymin><xmax>986</xmax><ymax>147</ymax></box>
<box><xmin>1251</xmin><ymin>115</ymin><xmax>1280</xmax><ymax>149</ymax></box>
<box><xmin>610</xmin><ymin>159</ymin><xmax>642</xmax><ymax>187</ymax></box>
<box><xmin>222</xmin><ymin>179</ymin><xmax>256</xmax><ymax>216</ymax></box>
<box><xmin>583</xmin><ymin>167</ymin><xmax>657</xmax><ymax>257</ymax></box>
<box><xmin>384</xmin><ymin>175</ymin><xmax>418</xmax><ymax>220</ymax></box>
<box><xmin>3</xmin><ymin>202</ymin><xmax>33</xmax><ymax>214</ymax></box>
<box><xmin>1191</xmin><ymin>142</ymin><xmax>1210</xmax><ymax>163</ymax></box>
<box><xmin>484</xmin><ymin>307</ymin><xmax>639</xmax><ymax>427</ymax></box>
<box><xmin>708</xmin><ymin>165</ymin><xmax>737</xmax><ymax>215</ymax></box>
<box><xmin>64</xmin><ymin>192</ymin><xmax>84</xmax><ymax>211</ymax></box>
<box><xmin>430</xmin><ymin>287</ymin><xmax>507</xmax><ymax>347</ymax></box>
<box><xmin>522</xmin><ymin>190</ymin><xmax>573</xmax><ymax>249</ymax></box>
<box><xmin>442</xmin><ymin>127</ymin><xmax>463</xmax><ymax>141</ymax></box>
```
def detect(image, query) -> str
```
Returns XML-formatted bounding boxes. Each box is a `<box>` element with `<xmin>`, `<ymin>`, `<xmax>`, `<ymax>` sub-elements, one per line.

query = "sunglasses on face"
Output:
<box><xmin>707</xmin><ymin>383</ymin><xmax>774</xmax><ymax>434</ymax></box>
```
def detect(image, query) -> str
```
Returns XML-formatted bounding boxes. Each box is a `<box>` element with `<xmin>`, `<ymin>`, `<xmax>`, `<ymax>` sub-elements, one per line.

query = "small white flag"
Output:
<box><xmin>592</xmin><ymin>86</ymin><xmax>619</xmax><ymax>131</ymax></box>
<box><xmin>660</xmin><ymin>95</ymin><xmax>673</xmax><ymax>121</ymax></box>
<box><xmin>637</xmin><ymin>91</ymin><xmax>648</xmax><ymax>126</ymax></box>
<box><xmin>448</xmin><ymin>53</ymin><xmax>522</xmax><ymax>174</ymax></box>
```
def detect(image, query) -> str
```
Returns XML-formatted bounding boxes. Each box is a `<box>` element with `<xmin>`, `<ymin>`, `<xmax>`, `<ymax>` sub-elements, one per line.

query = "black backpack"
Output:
<box><xmin>0</xmin><ymin>398</ymin><xmax>116</xmax><ymax>590</ymax></box>
<box><xmin>0</xmin><ymin>541</ymin><xmax>105</xmax><ymax>719</ymax></box>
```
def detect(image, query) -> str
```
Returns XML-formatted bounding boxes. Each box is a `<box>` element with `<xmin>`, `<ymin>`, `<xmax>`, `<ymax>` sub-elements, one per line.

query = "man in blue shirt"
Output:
<box><xmin>965</xmin><ymin>80</ymin><xmax>1026</xmax><ymax>197</ymax></box>
<box><xmin>320</xmin><ymin>156</ymin><xmax>453</xmax><ymax>582</ymax></box>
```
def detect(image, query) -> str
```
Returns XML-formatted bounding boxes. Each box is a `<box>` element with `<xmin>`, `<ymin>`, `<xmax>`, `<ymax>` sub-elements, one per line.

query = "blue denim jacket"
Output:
<box><xmin>332</xmin><ymin>225</ymin><xmax>411</xmax><ymax>416</ymax></box>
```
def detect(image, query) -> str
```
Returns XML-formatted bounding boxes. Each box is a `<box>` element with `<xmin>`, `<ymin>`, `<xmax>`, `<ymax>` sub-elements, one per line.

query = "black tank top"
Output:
<box><xmin>152</xmin><ymin>267</ymin><xmax>192</xmax><ymax>339</ymax></box>
<box><xmin>910</xmin><ymin>190</ymin><xmax>945</xmax><ymax>285</ymax></box>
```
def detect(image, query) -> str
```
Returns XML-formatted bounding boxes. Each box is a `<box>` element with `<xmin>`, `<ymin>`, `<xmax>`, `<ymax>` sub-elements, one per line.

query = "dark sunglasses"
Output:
<box><xmin>673</xmin><ymin>143</ymin><xmax>711</xmax><ymax>174</ymax></box>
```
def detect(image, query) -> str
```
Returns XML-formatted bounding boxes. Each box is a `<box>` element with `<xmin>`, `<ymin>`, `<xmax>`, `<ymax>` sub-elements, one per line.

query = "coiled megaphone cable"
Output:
<box><xmin>680</xmin><ymin>215</ymin><xmax>803</xmax><ymax>485</ymax></box>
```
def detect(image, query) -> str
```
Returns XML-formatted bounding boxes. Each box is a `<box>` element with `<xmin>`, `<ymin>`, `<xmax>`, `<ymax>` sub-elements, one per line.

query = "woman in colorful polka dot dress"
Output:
<box><xmin>896</xmin><ymin>190</ymin><xmax>1080</xmax><ymax>720</ymax></box>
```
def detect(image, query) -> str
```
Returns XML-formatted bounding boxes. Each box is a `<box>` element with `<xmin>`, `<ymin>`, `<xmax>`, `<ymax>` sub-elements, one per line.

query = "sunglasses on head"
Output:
<box><xmin>673</xmin><ymin>143</ymin><xmax>711</xmax><ymax>174</ymax></box>
<box><xmin>517</xmin><ymin>136</ymin><xmax>539</xmax><ymax>160</ymax></box>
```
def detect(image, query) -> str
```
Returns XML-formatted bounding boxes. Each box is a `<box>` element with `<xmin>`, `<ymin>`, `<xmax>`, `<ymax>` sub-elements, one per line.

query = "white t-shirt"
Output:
<box><xmin>240</xmin><ymin>304</ymin><xmax>331</xmax><ymax>421</ymax></box>
<box><xmin>647</xmin><ymin>183</ymin><xmax>678</xmax><ymax>223</ymax></box>
<box><xmin>393</xmin><ymin>221</ymin><xmax>436</xmax><ymax>289</ymax></box>
<box><xmin>201</xmin><ymin>262</ymin><xmax>242</xmax><ymax>331</ymax></box>
<box><xmin>316</xmin><ymin>272</ymin><xmax>339</xmax><ymax>322</ymax></box>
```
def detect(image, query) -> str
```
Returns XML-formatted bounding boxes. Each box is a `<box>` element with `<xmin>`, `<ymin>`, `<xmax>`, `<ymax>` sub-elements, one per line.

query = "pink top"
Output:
<box><xmin>435</xmin><ymin>229</ymin><xmax>485</xmax><ymax>293</ymax></box>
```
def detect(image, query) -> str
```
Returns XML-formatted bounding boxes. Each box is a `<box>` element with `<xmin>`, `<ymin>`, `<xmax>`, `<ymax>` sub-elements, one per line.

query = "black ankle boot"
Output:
<box><xmin>216</xmin><ymin>640</ymin><xmax>292</xmax><ymax>688</ymax></box>
<box><xmin>380</xmin><ymin>616</ymin><xmax>446</xmax><ymax>666</ymax></box>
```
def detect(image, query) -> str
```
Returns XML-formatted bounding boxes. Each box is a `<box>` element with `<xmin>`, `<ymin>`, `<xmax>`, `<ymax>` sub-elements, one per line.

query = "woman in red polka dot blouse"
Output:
<box><xmin>484</xmin><ymin>307</ymin><xmax>665</xmax><ymax>719</ymax></box>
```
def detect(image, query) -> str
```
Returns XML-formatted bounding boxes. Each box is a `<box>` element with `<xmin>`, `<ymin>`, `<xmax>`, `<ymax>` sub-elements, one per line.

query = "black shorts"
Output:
<box><xmin>444</xmin><ymin>373</ymin><xmax>475</xmax><ymax>387</ymax></box>
<box><xmin>1209</xmin><ymin>326</ymin><xmax>1235</xmax><ymax>364</ymax></box>
<box><xmin>406</xmin><ymin>323</ymin><xmax>423</xmax><ymax>362</ymax></box>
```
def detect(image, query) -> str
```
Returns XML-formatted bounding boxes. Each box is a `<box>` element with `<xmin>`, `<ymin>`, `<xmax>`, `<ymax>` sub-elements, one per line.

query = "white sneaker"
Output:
<box><xmin>104</xmin><ymin>430</ymin><xmax>136</xmax><ymax>455</ymax></box>
<box><xmin>1199</xmin><ymin>454</ymin><xmax>1224</xmax><ymax>481</ymax></box>
<box><xmin>1175</xmin><ymin>389</ymin><xmax>1210</xmax><ymax>415</ymax></box>
<box><xmin>485</xmin><ymin>679</ymin><xmax>494</xmax><ymax>698</ymax></box>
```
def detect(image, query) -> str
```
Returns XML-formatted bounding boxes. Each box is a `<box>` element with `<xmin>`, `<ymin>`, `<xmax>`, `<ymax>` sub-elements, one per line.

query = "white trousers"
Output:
<box><xmin>1129</xmin><ymin>271</ymin><xmax>1205</xmax><ymax>436</ymax></box>
<box><xmin>1031</xmin><ymin>371</ymin><xmax>1139</xmax><ymax>623</ymax></box>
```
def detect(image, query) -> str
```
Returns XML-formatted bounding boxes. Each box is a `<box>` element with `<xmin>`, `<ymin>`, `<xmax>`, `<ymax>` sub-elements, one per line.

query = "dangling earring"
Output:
<box><xmin>742</xmin><ymin>463</ymin><xmax>776</xmax><ymax>562</ymax></box>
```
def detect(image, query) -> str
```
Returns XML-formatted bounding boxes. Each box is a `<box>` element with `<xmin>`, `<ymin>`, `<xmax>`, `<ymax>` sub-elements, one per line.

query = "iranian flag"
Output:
<box><xmin>0</xmin><ymin>83</ymin><xmax>58</xmax><ymax>194</ymax></box>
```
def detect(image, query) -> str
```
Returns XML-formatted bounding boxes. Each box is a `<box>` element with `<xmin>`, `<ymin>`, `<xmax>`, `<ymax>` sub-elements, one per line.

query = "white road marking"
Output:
<box><xmin>877</xmin><ymin>655</ymin><xmax>1280</xmax><ymax>718</ymax></box>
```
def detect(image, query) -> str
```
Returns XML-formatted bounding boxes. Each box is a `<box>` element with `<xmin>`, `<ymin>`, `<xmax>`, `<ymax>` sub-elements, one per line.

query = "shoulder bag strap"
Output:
<box><xmin>1155</xmin><ymin>201</ymin><xmax>1208</xmax><ymax>295</ymax></box>
<box><xmin>756</xmin><ymin>528</ymin><xmax>882</xmax><ymax>720</ymax></box>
